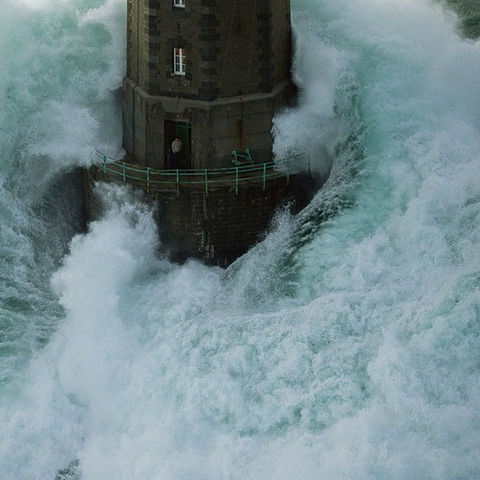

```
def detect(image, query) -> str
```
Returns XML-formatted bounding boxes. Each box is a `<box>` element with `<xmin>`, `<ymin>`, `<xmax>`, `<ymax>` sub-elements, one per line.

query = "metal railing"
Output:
<box><xmin>92</xmin><ymin>150</ymin><xmax>310</xmax><ymax>195</ymax></box>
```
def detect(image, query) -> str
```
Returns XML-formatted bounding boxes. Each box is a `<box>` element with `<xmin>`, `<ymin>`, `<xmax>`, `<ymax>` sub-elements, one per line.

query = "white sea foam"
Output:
<box><xmin>0</xmin><ymin>0</ymin><xmax>125</xmax><ymax>187</ymax></box>
<box><xmin>1</xmin><ymin>0</ymin><xmax>480</xmax><ymax>479</ymax></box>
<box><xmin>272</xmin><ymin>27</ymin><xmax>344</xmax><ymax>177</ymax></box>
<box><xmin>0</xmin><ymin>0</ymin><xmax>126</xmax><ymax>392</ymax></box>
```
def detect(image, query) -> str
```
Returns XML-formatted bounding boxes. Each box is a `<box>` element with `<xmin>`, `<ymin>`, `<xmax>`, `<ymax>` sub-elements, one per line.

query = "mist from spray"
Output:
<box><xmin>0</xmin><ymin>0</ymin><xmax>125</xmax><ymax>393</ymax></box>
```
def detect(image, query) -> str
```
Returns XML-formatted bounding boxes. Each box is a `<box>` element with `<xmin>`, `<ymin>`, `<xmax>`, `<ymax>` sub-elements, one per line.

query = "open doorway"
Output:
<box><xmin>164</xmin><ymin>120</ymin><xmax>191</xmax><ymax>169</ymax></box>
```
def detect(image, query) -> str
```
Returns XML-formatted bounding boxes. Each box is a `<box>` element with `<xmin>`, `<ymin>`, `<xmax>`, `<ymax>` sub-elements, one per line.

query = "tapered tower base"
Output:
<box><xmin>86</xmin><ymin>159</ymin><xmax>314</xmax><ymax>267</ymax></box>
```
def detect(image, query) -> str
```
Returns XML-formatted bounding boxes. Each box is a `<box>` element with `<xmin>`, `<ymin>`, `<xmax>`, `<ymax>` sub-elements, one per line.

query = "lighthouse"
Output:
<box><xmin>87</xmin><ymin>0</ymin><xmax>314</xmax><ymax>266</ymax></box>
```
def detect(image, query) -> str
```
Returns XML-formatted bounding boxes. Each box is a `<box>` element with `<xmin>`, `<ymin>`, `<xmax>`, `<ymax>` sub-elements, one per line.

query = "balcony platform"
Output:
<box><xmin>85</xmin><ymin>151</ymin><xmax>315</xmax><ymax>266</ymax></box>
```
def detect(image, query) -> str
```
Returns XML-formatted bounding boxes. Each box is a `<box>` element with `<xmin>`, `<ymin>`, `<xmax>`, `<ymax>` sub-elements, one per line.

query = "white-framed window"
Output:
<box><xmin>173</xmin><ymin>47</ymin><xmax>186</xmax><ymax>75</ymax></box>
<box><xmin>173</xmin><ymin>0</ymin><xmax>185</xmax><ymax>8</ymax></box>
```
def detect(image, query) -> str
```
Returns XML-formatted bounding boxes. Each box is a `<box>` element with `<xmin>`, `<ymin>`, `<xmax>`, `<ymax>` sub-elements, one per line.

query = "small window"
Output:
<box><xmin>173</xmin><ymin>48</ymin><xmax>186</xmax><ymax>75</ymax></box>
<box><xmin>173</xmin><ymin>0</ymin><xmax>185</xmax><ymax>8</ymax></box>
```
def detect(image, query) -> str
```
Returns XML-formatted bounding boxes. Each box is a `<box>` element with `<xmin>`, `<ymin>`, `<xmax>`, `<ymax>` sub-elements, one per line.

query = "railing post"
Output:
<box><xmin>235</xmin><ymin>167</ymin><xmax>239</xmax><ymax>195</ymax></box>
<box><xmin>204</xmin><ymin>169</ymin><xmax>208</xmax><ymax>196</ymax></box>
<box><xmin>176</xmin><ymin>169</ymin><xmax>179</xmax><ymax>197</ymax></box>
<box><xmin>286</xmin><ymin>159</ymin><xmax>290</xmax><ymax>185</ymax></box>
<box><xmin>263</xmin><ymin>163</ymin><xmax>266</xmax><ymax>191</ymax></box>
<box><xmin>146</xmin><ymin>167</ymin><xmax>150</xmax><ymax>194</ymax></box>
<box><xmin>103</xmin><ymin>155</ymin><xmax>107</xmax><ymax>174</ymax></box>
<box><xmin>122</xmin><ymin>162</ymin><xmax>126</xmax><ymax>183</ymax></box>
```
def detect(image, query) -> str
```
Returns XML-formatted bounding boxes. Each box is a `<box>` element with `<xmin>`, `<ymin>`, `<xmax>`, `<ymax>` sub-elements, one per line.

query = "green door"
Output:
<box><xmin>175</xmin><ymin>122</ymin><xmax>191</xmax><ymax>168</ymax></box>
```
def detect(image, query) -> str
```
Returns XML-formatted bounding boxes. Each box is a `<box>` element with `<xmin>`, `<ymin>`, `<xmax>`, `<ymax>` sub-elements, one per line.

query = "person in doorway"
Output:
<box><xmin>171</xmin><ymin>137</ymin><xmax>182</xmax><ymax>168</ymax></box>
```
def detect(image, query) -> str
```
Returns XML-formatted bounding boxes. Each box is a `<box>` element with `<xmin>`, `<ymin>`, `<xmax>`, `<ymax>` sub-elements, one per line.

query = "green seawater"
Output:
<box><xmin>444</xmin><ymin>0</ymin><xmax>480</xmax><ymax>38</ymax></box>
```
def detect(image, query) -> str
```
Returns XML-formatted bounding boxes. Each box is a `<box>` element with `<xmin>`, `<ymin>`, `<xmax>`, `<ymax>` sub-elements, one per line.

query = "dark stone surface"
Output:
<box><xmin>127</xmin><ymin>0</ymin><xmax>291</xmax><ymax>99</ymax></box>
<box><xmin>122</xmin><ymin>78</ymin><xmax>294</xmax><ymax>168</ymax></box>
<box><xmin>86</xmin><ymin>167</ymin><xmax>315</xmax><ymax>267</ymax></box>
<box><xmin>124</xmin><ymin>0</ymin><xmax>293</xmax><ymax>168</ymax></box>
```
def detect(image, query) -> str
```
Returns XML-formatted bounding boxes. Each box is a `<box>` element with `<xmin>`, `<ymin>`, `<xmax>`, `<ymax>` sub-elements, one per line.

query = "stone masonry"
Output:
<box><xmin>123</xmin><ymin>0</ymin><xmax>293</xmax><ymax>168</ymax></box>
<box><xmin>86</xmin><ymin>166</ymin><xmax>314</xmax><ymax>266</ymax></box>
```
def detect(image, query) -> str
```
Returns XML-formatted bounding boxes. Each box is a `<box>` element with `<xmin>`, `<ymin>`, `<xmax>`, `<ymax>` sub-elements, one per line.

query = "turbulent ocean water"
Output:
<box><xmin>1</xmin><ymin>0</ymin><xmax>480</xmax><ymax>478</ymax></box>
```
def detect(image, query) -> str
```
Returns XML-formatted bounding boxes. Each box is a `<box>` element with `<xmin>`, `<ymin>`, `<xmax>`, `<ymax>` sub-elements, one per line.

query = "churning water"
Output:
<box><xmin>1</xmin><ymin>0</ymin><xmax>480</xmax><ymax>479</ymax></box>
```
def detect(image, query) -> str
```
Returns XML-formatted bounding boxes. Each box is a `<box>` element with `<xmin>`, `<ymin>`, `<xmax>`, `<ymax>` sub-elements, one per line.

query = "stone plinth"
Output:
<box><xmin>85</xmin><ymin>164</ymin><xmax>314</xmax><ymax>266</ymax></box>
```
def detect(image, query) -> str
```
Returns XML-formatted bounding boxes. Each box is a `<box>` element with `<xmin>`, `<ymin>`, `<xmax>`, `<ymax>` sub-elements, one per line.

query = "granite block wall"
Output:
<box><xmin>85</xmin><ymin>167</ymin><xmax>314</xmax><ymax>266</ymax></box>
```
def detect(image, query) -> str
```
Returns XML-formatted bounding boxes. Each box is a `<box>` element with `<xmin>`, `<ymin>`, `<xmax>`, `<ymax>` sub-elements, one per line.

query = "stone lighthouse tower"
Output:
<box><xmin>87</xmin><ymin>0</ymin><xmax>314</xmax><ymax>266</ymax></box>
<box><xmin>123</xmin><ymin>0</ymin><xmax>294</xmax><ymax>169</ymax></box>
